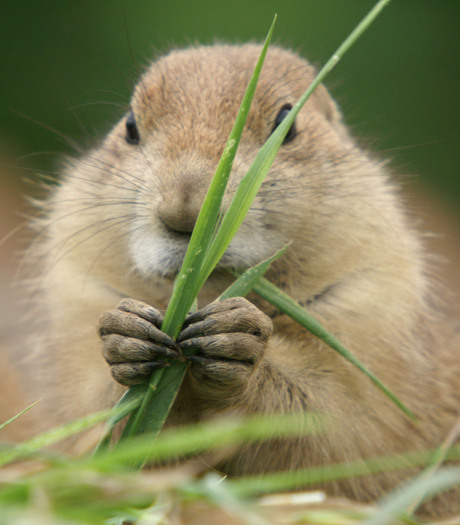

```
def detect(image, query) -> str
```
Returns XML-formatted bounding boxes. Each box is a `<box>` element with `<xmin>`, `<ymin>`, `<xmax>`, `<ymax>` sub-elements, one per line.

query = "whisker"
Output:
<box><xmin>83</xmin><ymin>223</ymin><xmax>135</xmax><ymax>288</ymax></box>
<box><xmin>19</xmin><ymin>199</ymin><xmax>144</xmax><ymax>276</ymax></box>
<box><xmin>65</xmin><ymin>101</ymin><xmax>128</xmax><ymax>112</ymax></box>
<box><xmin>55</xmin><ymin>75</ymin><xmax>89</xmax><ymax>137</ymax></box>
<box><xmin>27</xmin><ymin>214</ymin><xmax>137</xmax><ymax>305</ymax></box>
<box><xmin>76</xmin><ymin>154</ymin><xmax>150</xmax><ymax>193</ymax></box>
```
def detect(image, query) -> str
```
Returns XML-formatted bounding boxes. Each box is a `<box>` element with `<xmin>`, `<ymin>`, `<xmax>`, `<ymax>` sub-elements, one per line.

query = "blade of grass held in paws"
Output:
<box><xmin>160</xmin><ymin>15</ymin><xmax>277</xmax><ymax>340</ymax></box>
<box><xmin>117</xmin><ymin>18</ymin><xmax>277</xmax><ymax>448</ymax></box>
<box><xmin>119</xmin><ymin>249</ymin><xmax>289</xmax><ymax>450</ymax></box>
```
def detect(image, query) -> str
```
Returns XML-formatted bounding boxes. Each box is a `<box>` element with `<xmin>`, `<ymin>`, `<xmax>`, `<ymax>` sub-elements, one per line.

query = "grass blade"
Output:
<box><xmin>218</xmin><ymin>245</ymin><xmax>289</xmax><ymax>301</ymax></box>
<box><xmin>249</xmin><ymin>276</ymin><xmax>415</xmax><ymax>420</ymax></box>
<box><xmin>0</xmin><ymin>409</ymin><xmax>116</xmax><ymax>466</ymax></box>
<box><xmin>183</xmin><ymin>0</ymin><xmax>393</xmax><ymax>299</ymax></box>
<box><xmin>0</xmin><ymin>400</ymin><xmax>39</xmax><ymax>431</ymax></box>
<box><xmin>93</xmin><ymin>385</ymin><xmax>145</xmax><ymax>456</ymax></box>
<box><xmin>404</xmin><ymin>416</ymin><xmax>460</xmax><ymax>515</ymax></box>
<box><xmin>90</xmin><ymin>413</ymin><xmax>324</xmax><ymax>469</ymax></box>
<box><xmin>228</xmin><ymin>447</ymin><xmax>460</xmax><ymax>498</ymax></box>
<box><xmin>117</xmin><ymin>18</ymin><xmax>277</xmax><ymax>448</ymax></box>
<box><xmin>366</xmin><ymin>468</ymin><xmax>460</xmax><ymax>525</ymax></box>
<box><xmin>161</xmin><ymin>15</ymin><xmax>278</xmax><ymax>339</ymax></box>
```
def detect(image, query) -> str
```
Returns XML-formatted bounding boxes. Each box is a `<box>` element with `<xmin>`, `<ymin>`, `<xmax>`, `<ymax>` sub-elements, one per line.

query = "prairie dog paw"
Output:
<box><xmin>98</xmin><ymin>298</ymin><xmax>180</xmax><ymax>386</ymax></box>
<box><xmin>178</xmin><ymin>297</ymin><xmax>273</xmax><ymax>390</ymax></box>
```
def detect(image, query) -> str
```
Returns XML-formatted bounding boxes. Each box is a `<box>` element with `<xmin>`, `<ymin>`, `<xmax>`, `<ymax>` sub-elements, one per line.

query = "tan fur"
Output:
<box><xmin>12</xmin><ymin>45</ymin><xmax>460</xmax><ymax>516</ymax></box>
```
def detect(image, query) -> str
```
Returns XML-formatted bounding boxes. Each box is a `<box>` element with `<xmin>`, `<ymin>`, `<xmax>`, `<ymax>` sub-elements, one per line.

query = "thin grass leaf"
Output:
<box><xmin>0</xmin><ymin>401</ymin><xmax>39</xmax><ymax>431</ymax></box>
<box><xmin>249</xmin><ymin>276</ymin><xmax>415</xmax><ymax>420</ymax></box>
<box><xmin>194</xmin><ymin>0</ymin><xmax>393</xmax><ymax>284</ymax></box>
<box><xmin>404</xmin><ymin>416</ymin><xmax>460</xmax><ymax>516</ymax></box>
<box><xmin>93</xmin><ymin>386</ymin><xmax>145</xmax><ymax>456</ymax></box>
<box><xmin>0</xmin><ymin>409</ymin><xmax>116</xmax><ymax>466</ymax></box>
<box><xmin>227</xmin><ymin>446</ymin><xmax>460</xmax><ymax>498</ymax></box>
<box><xmin>117</xmin><ymin>18</ymin><xmax>277</xmax><ymax>449</ymax></box>
<box><xmin>161</xmin><ymin>15</ymin><xmax>278</xmax><ymax>339</ymax></box>
<box><xmin>218</xmin><ymin>245</ymin><xmax>289</xmax><ymax>301</ymax></box>
<box><xmin>366</xmin><ymin>467</ymin><xmax>460</xmax><ymax>525</ymax></box>
<box><xmin>89</xmin><ymin>413</ymin><xmax>324</xmax><ymax>470</ymax></box>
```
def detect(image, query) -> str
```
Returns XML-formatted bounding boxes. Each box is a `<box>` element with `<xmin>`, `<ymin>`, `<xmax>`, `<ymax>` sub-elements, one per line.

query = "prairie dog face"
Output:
<box><xmin>122</xmin><ymin>45</ymin><xmax>337</xmax><ymax>278</ymax></box>
<box><xmin>54</xmin><ymin>44</ymin><xmax>401</xmax><ymax>301</ymax></box>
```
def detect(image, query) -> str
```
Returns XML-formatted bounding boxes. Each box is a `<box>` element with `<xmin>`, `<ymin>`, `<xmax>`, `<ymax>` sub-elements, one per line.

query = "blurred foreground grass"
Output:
<box><xmin>0</xmin><ymin>410</ymin><xmax>459</xmax><ymax>524</ymax></box>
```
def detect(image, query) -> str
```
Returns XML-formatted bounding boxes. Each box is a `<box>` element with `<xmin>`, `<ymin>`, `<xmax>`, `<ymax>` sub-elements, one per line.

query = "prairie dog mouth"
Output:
<box><xmin>129</xmin><ymin>227</ymin><xmax>283</xmax><ymax>279</ymax></box>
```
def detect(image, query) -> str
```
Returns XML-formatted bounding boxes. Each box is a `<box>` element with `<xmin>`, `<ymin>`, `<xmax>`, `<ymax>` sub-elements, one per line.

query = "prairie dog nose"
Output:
<box><xmin>158</xmin><ymin>187</ymin><xmax>203</xmax><ymax>233</ymax></box>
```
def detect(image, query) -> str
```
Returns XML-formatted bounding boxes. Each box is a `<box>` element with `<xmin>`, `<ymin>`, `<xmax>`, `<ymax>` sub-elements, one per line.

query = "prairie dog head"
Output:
<box><xmin>48</xmin><ymin>44</ymin><xmax>420</xmax><ymax>304</ymax></box>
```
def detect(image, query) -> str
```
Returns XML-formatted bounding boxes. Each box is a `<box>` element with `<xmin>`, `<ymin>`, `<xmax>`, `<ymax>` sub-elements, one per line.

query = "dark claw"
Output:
<box><xmin>111</xmin><ymin>360</ymin><xmax>170</xmax><ymax>387</ymax></box>
<box><xmin>177</xmin><ymin>318</ymin><xmax>219</xmax><ymax>342</ymax></box>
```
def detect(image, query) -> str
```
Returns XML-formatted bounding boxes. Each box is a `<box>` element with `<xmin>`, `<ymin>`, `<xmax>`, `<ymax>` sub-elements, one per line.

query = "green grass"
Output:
<box><xmin>1</xmin><ymin>411</ymin><xmax>459</xmax><ymax>523</ymax></box>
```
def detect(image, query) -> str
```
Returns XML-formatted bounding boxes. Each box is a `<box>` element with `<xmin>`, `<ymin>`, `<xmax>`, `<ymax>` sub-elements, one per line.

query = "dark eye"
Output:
<box><xmin>125</xmin><ymin>111</ymin><xmax>140</xmax><ymax>145</ymax></box>
<box><xmin>272</xmin><ymin>103</ymin><xmax>297</xmax><ymax>144</ymax></box>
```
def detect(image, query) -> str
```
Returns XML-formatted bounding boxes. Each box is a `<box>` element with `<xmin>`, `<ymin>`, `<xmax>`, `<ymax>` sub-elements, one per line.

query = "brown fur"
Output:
<box><xmin>10</xmin><ymin>45</ymin><xmax>460</xmax><ymax>516</ymax></box>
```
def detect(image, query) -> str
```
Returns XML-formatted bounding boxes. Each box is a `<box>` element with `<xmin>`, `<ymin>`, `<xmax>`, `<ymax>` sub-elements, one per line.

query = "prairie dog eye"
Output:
<box><xmin>272</xmin><ymin>103</ymin><xmax>297</xmax><ymax>144</ymax></box>
<box><xmin>125</xmin><ymin>111</ymin><xmax>140</xmax><ymax>145</ymax></box>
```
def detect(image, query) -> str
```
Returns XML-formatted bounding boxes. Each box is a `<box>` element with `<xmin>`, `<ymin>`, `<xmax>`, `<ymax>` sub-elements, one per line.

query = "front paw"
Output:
<box><xmin>178</xmin><ymin>297</ymin><xmax>273</xmax><ymax>390</ymax></box>
<box><xmin>98</xmin><ymin>298</ymin><xmax>180</xmax><ymax>386</ymax></box>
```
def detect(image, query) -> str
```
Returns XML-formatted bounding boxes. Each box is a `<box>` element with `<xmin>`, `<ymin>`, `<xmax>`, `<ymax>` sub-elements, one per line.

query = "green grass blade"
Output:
<box><xmin>93</xmin><ymin>385</ymin><xmax>145</xmax><ymax>456</ymax></box>
<box><xmin>227</xmin><ymin>447</ymin><xmax>460</xmax><ymax>498</ymax></box>
<box><xmin>0</xmin><ymin>400</ymin><xmax>39</xmax><ymax>431</ymax></box>
<box><xmin>117</xmin><ymin>17</ymin><xmax>277</xmax><ymax>448</ymax></box>
<box><xmin>90</xmin><ymin>413</ymin><xmax>323</xmax><ymax>469</ymax></box>
<box><xmin>367</xmin><ymin>468</ymin><xmax>460</xmax><ymax>525</ymax></box>
<box><xmin>404</xmin><ymin>417</ymin><xmax>460</xmax><ymax>515</ymax></box>
<box><xmin>218</xmin><ymin>245</ymin><xmax>289</xmax><ymax>301</ymax></box>
<box><xmin>0</xmin><ymin>409</ymin><xmax>116</xmax><ymax>466</ymax></box>
<box><xmin>249</xmin><ymin>276</ymin><xmax>415</xmax><ymax>420</ymax></box>
<box><xmin>160</xmin><ymin>15</ymin><xmax>277</xmax><ymax>340</ymax></box>
<box><xmin>184</xmin><ymin>0</ymin><xmax>393</xmax><ymax>292</ymax></box>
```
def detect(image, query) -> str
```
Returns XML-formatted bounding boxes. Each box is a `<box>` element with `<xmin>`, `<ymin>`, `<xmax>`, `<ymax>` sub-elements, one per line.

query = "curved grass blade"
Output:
<box><xmin>93</xmin><ymin>385</ymin><xmax>145</xmax><ymax>456</ymax></box>
<box><xmin>161</xmin><ymin>15</ymin><xmax>278</xmax><ymax>339</ymax></box>
<box><xmin>249</xmin><ymin>276</ymin><xmax>415</xmax><ymax>420</ymax></box>
<box><xmin>366</xmin><ymin>467</ymin><xmax>460</xmax><ymax>525</ymax></box>
<box><xmin>227</xmin><ymin>447</ymin><xmax>460</xmax><ymax>498</ymax></box>
<box><xmin>117</xmin><ymin>18</ymin><xmax>277</xmax><ymax>449</ymax></box>
<box><xmin>218</xmin><ymin>245</ymin><xmax>289</xmax><ymax>301</ymax></box>
<box><xmin>182</xmin><ymin>0</ymin><xmax>393</xmax><ymax>300</ymax></box>
<box><xmin>91</xmin><ymin>413</ymin><xmax>324</xmax><ymax>469</ymax></box>
<box><xmin>0</xmin><ymin>408</ymin><xmax>117</xmax><ymax>466</ymax></box>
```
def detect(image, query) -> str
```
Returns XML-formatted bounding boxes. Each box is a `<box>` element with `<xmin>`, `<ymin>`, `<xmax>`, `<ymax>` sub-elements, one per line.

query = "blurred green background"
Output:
<box><xmin>0</xmin><ymin>0</ymin><xmax>459</xmax><ymax>208</ymax></box>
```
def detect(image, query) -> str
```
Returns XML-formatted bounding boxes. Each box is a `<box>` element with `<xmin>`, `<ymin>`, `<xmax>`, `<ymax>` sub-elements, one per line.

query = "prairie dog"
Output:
<box><xmin>18</xmin><ymin>44</ymin><xmax>460</xmax><ymax>515</ymax></box>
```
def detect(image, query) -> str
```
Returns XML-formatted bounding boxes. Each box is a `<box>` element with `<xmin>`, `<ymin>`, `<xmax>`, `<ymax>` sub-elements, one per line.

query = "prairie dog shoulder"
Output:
<box><xmin>17</xmin><ymin>44</ymin><xmax>460</xmax><ymax>516</ymax></box>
